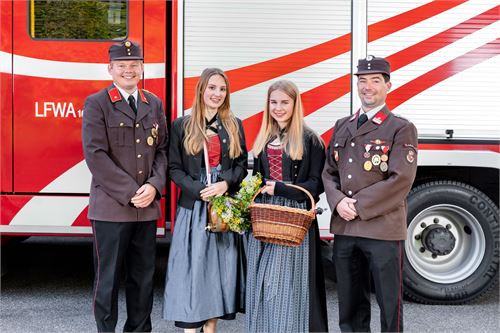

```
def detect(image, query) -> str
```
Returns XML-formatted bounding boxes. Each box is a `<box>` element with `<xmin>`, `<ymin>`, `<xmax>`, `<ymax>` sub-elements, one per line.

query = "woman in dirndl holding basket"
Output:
<box><xmin>246</xmin><ymin>80</ymin><xmax>329</xmax><ymax>332</ymax></box>
<box><xmin>163</xmin><ymin>68</ymin><xmax>248</xmax><ymax>333</ymax></box>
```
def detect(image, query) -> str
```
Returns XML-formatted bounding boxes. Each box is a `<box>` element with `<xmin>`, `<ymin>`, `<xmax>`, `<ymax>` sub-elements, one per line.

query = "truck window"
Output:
<box><xmin>29</xmin><ymin>0</ymin><xmax>127</xmax><ymax>40</ymax></box>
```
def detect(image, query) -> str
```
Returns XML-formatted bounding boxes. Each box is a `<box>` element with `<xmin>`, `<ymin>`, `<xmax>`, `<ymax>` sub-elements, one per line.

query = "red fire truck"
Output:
<box><xmin>1</xmin><ymin>0</ymin><xmax>498</xmax><ymax>304</ymax></box>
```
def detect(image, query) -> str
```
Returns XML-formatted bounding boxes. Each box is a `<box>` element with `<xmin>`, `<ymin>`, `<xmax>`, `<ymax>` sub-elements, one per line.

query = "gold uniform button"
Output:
<box><xmin>119</xmin><ymin>122</ymin><xmax>124</xmax><ymax>127</ymax></box>
<box><xmin>137</xmin><ymin>154</ymin><xmax>142</xmax><ymax>158</ymax></box>
<box><xmin>136</xmin><ymin>139</ymin><xmax>140</xmax><ymax>143</ymax></box>
<box><xmin>135</xmin><ymin>123</ymin><xmax>140</xmax><ymax>128</ymax></box>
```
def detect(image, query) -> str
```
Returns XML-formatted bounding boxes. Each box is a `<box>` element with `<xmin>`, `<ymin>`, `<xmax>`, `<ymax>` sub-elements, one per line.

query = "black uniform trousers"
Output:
<box><xmin>333</xmin><ymin>235</ymin><xmax>404</xmax><ymax>332</ymax></box>
<box><xmin>91</xmin><ymin>220</ymin><xmax>156</xmax><ymax>333</ymax></box>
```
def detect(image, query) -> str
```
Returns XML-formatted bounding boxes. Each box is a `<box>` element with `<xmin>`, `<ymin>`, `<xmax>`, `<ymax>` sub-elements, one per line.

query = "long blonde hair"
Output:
<box><xmin>252</xmin><ymin>80</ymin><xmax>322</xmax><ymax>160</ymax></box>
<box><xmin>183</xmin><ymin>68</ymin><xmax>242</xmax><ymax>158</ymax></box>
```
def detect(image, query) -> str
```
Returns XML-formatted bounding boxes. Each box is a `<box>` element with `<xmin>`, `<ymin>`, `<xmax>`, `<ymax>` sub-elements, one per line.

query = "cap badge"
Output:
<box><xmin>366</xmin><ymin>55</ymin><xmax>373</xmax><ymax>61</ymax></box>
<box><xmin>125</xmin><ymin>41</ymin><xmax>131</xmax><ymax>47</ymax></box>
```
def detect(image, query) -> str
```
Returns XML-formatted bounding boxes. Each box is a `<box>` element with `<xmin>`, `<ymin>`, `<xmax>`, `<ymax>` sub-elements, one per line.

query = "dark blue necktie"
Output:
<box><xmin>357</xmin><ymin>113</ymin><xmax>368</xmax><ymax>129</ymax></box>
<box><xmin>128</xmin><ymin>95</ymin><xmax>137</xmax><ymax>114</ymax></box>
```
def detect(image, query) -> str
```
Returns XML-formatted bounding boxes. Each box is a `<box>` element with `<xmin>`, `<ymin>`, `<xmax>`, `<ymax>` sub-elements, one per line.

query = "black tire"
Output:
<box><xmin>403</xmin><ymin>180</ymin><xmax>499</xmax><ymax>304</ymax></box>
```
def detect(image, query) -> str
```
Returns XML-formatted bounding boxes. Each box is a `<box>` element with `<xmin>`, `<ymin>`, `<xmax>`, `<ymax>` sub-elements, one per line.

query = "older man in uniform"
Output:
<box><xmin>82</xmin><ymin>40</ymin><xmax>167</xmax><ymax>332</ymax></box>
<box><xmin>322</xmin><ymin>56</ymin><xmax>418</xmax><ymax>332</ymax></box>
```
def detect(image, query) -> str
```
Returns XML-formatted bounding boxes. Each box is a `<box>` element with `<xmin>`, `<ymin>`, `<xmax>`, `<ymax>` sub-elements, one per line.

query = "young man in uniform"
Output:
<box><xmin>82</xmin><ymin>40</ymin><xmax>168</xmax><ymax>332</ymax></box>
<box><xmin>322</xmin><ymin>56</ymin><xmax>418</xmax><ymax>332</ymax></box>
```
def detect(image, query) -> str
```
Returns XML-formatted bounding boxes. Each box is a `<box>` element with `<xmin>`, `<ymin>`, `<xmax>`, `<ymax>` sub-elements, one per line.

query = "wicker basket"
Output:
<box><xmin>249</xmin><ymin>184</ymin><xmax>316</xmax><ymax>247</ymax></box>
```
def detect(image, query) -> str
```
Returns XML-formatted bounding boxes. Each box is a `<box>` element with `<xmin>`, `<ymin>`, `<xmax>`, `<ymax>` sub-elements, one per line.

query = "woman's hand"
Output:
<box><xmin>261</xmin><ymin>180</ymin><xmax>276</xmax><ymax>196</ymax></box>
<box><xmin>200</xmin><ymin>181</ymin><xmax>229</xmax><ymax>201</ymax></box>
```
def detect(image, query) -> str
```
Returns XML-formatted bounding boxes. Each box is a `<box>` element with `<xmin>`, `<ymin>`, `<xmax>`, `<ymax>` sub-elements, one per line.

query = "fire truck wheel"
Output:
<box><xmin>403</xmin><ymin>180</ymin><xmax>499</xmax><ymax>304</ymax></box>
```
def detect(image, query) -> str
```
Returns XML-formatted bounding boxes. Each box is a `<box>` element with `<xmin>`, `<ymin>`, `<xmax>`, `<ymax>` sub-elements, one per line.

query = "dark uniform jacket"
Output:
<box><xmin>253</xmin><ymin>129</ymin><xmax>325</xmax><ymax>205</ymax></box>
<box><xmin>169</xmin><ymin>115</ymin><xmax>248</xmax><ymax>209</ymax></box>
<box><xmin>82</xmin><ymin>84</ymin><xmax>168</xmax><ymax>222</ymax></box>
<box><xmin>322</xmin><ymin>106</ymin><xmax>418</xmax><ymax>240</ymax></box>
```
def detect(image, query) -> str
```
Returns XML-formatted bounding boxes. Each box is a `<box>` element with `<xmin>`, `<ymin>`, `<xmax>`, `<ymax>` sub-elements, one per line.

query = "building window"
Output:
<box><xmin>30</xmin><ymin>0</ymin><xmax>127</xmax><ymax>40</ymax></box>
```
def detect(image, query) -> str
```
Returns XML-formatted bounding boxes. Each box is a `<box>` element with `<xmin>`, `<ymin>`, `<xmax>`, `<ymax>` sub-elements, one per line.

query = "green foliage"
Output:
<box><xmin>32</xmin><ymin>0</ymin><xmax>127</xmax><ymax>40</ymax></box>
<box><xmin>209</xmin><ymin>173</ymin><xmax>263</xmax><ymax>234</ymax></box>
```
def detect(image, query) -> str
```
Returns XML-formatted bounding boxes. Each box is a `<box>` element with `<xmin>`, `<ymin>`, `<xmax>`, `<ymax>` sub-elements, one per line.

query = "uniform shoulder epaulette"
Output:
<box><xmin>393</xmin><ymin>113</ymin><xmax>410</xmax><ymax>122</ymax></box>
<box><xmin>141</xmin><ymin>89</ymin><xmax>158</xmax><ymax>98</ymax></box>
<box><xmin>394</xmin><ymin>114</ymin><xmax>411</xmax><ymax>123</ymax></box>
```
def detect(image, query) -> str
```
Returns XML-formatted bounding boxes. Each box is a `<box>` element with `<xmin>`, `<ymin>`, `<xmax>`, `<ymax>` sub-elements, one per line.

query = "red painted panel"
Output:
<box><xmin>12</xmin><ymin>1</ymin><xmax>143</xmax><ymax>62</ymax></box>
<box><xmin>0</xmin><ymin>1</ymin><xmax>13</xmax><ymax>192</ymax></box>
<box><xmin>144</xmin><ymin>1</ymin><xmax>167</xmax><ymax>63</ymax></box>
<box><xmin>0</xmin><ymin>0</ymin><xmax>12</xmax><ymax>52</ymax></box>
<box><xmin>144</xmin><ymin>78</ymin><xmax>166</xmax><ymax>105</ymax></box>
<box><xmin>0</xmin><ymin>195</ymin><xmax>31</xmax><ymax>225</ymax></box>
<box><xmin>419</xmin><ymin>143</ymin><xmax>500</xmax><ymax>153</ymax></box>
<box><xmin>0</xmin><ymin>72</ymin><xmax>13</xmax><ymax>192</ymax></box>
<box><xmin>1</xmin><ymin>194</ymin><xmax>166</xmax><ymax>235</ymax></box>
<box><xmin>13</xmin><ymin>76</ymin><xmax>107</xmax><ymax>192</ymax></box>
<box><xmin>12</xmin><ymin>1</ymin><xmax>145</xmax><ymax>192</ymax></box>
<box><xmin>72</xmin><ymin>206</ymin><xmax>90</xmax><ymax>227</ymax></box>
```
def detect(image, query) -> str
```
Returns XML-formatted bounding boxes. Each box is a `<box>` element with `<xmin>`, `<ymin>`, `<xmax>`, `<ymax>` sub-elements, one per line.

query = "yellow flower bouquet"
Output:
<box><xmin>209</xmin><ymin>173</ymin><xmax>262</xmax><ymax>233</ymax></box>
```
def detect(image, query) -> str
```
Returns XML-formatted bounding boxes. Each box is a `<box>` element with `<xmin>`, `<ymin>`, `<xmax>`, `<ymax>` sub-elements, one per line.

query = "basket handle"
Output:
<box><xmin>250</xmin><ymin>183</ymin><xmax>316</xmax><ymax>214</ymax></box>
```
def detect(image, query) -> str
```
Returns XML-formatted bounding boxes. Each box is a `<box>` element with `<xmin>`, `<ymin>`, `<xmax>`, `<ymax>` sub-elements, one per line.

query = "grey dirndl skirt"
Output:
<box><xmin>246</xmin><ymin>192</ymin><xmax>311</xmax><ymax>333</ymax></box>
<box><xmin>162</xmin><ymin>166</ymin><xmax>246</xmax><ymax>324</ymax></box>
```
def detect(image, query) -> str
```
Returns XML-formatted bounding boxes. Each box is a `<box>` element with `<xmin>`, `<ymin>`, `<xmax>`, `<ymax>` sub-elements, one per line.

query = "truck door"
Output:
<box><xmin>8</xmin><ymin>0</ymin><xmax>144</xmax><ymax>233</ymax></box>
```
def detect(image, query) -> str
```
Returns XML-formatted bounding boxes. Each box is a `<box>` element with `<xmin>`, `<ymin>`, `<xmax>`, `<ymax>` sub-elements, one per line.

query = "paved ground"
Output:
<box><xmin>1</xmin><ymin>236</ymin><xmax>499</xmax><ymax>332</ymax></box>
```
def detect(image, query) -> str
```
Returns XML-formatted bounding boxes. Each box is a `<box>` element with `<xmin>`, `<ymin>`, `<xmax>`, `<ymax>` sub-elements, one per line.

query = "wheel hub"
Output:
<box><xmin>421</xmin><ymin>224</ymin><xmax>456</xmax><ymax>256</ymax></box>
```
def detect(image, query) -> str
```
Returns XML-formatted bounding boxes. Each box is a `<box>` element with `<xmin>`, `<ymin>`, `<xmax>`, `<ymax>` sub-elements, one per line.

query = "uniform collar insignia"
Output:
<box><xmin>138</xmin><ymin>89</ymin><xmax>149</xmax><ymax>104</ymax></box>
<box><xmin>371</xmin><ymin>110</ymin><xmax>387</xmax><ymax>125</ymax></box>
<box><xmin>107</xmin><ymin>87</ymin><xmax>122</xmax><ymax>103</ymax></box>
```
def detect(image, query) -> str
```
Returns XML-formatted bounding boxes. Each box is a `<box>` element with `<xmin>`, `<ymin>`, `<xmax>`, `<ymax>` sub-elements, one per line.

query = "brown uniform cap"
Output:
<box><xmin>109</xmin><ymin>40</ymin><xmax>143</xmax><ymax>61</ymax></box>
<box><xmin>354</xmin><ymin>55</ymin><xmax>390</xmax><ymax>78</ymax></box>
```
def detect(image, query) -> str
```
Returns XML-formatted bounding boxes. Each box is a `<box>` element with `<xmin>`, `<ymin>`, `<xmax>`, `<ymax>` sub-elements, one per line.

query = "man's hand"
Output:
<box><xmin>200</xmin><ymin>181</ymin><xmax>229</xmax><ymax>201</ymax></box>
<box><xmin>131</xmin><ymin>184</ymin><xmax>157</xmax><ymax>208</ymax></box>
<box><xmin>260</xmin><ymin>180</ymin><xmax>276</xmax><ymax>196</ymax></box>
<box><xmin>336</xmin><ymin>197</ymin><xmax>358</xmax><ymax>221</ymax></box>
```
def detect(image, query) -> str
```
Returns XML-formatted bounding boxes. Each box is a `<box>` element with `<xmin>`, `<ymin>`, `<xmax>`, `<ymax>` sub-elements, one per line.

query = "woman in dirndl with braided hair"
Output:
<box><xmin>163</xmin><ymin>68</ymin><xmax>248</xmax><ymax>333</ymax></box>
<box><xmin>246</xmin><ymin>80</ymin><xmax>329</xmax><ymax>333</ymax></box>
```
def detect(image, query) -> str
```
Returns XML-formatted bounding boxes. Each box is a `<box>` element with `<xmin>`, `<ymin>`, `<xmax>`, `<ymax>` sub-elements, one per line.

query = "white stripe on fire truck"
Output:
<box><xmin>0</xmin><ymin>52</ymin><xmax>165</xmax><ymax>80</ymax></box>
<box><xmin>0</xmin><ymin>51</ymin><xmax>12</xmax><ymax>74</ymax></box>
<box><xmin>10</xmin><ymin>161</ymin><xmax>90</xmax><ymax>226</ymax></box>
<box><xmin>39</xmin><ymin>160</ymin><xmax>91</xmax><ymax>193</ymax></box>
<box><xmin>9</xmin><ymin>196</ymin><xmax>89</xmax><ymax>226</ymax></box>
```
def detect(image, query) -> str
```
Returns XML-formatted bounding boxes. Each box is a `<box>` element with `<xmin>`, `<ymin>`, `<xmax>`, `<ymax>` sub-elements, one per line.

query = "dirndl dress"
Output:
<box><xmin>246</xmin><ymin>192</ymin><xmax>328</xmax><ymax>333</ymax></box>
<box><xmin>162</xmin><ymin>166</ymin><xmax>245</xmax><ymax>327</ymax></box>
